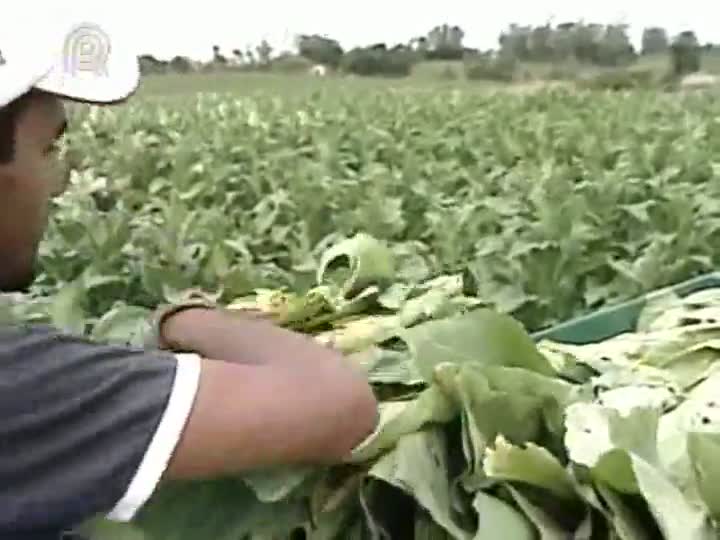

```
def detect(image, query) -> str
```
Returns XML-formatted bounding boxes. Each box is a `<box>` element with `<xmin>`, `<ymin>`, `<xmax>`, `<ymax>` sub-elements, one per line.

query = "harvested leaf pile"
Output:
<box><xmin>69</xmin><ymin>235</ymin><xmax>720</xmax><ymax>540</ymax></box>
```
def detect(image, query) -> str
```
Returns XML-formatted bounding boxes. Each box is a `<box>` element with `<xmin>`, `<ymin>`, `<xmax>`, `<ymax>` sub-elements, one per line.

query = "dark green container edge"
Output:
<box><xmin>529</xmin><ymin>271</ymin><xmax>720</xmax><ymax>345</ymax></box>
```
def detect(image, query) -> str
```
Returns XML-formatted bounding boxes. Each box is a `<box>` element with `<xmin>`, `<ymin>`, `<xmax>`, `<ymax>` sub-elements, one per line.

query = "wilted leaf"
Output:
<box><xmin>317</xmin><ymin>233</ymin><xmax>395</xmax><ymax>296</ymax></box>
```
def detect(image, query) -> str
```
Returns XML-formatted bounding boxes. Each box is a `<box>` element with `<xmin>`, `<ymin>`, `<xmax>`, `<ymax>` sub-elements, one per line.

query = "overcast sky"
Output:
<box><xmin>67</xmin><ymin>0</ymin><xmax>720</xmax><ymax>60</ymax></box>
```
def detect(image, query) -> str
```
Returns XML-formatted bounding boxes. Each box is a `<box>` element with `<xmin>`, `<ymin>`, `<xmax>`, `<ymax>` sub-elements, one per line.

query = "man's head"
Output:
<box><xmin>0</xmin><ymin>90</ymin><xmax>69</xmax><ymax>290</ymax></box>
<box><xmin>0</xmin><ymin>14</ymin><xmax>140</xmax><ymax>291</ymax></box>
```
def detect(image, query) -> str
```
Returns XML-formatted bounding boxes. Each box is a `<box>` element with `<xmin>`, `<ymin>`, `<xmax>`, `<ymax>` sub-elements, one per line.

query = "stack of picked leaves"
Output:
<box><xmin>36</xmin><ymin>235</ymin><xmax>720</xmax><ymax>540</ymax></box>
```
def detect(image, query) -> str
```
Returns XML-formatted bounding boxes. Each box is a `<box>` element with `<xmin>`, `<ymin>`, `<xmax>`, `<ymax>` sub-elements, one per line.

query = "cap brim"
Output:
<box><xmin>34</xmin><ymin>20</ymin><xmax>140</xmax><ymax>105</ymax></box>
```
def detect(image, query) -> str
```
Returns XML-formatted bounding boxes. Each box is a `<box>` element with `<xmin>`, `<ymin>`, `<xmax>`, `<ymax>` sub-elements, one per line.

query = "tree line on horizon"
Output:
<box><xmin>138</xmin><ymin>22</ymin><xmax>715</xmax><ymax>81</ymax></box>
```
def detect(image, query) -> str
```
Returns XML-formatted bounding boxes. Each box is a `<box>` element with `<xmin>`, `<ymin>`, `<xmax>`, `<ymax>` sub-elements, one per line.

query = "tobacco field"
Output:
<box><xmin>8</xmin><ymin>85</ymin><xmax>720</xmax><ymax>539</ymax></box>
<box><xmin>24</xmin><ymin>86</ymin><xmax>720</xmax><ymax>334</ymax></box>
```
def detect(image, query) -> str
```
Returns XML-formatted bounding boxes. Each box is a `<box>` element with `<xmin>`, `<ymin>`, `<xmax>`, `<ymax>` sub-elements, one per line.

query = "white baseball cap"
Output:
<box><xmin>0</xmin><ymin>9</ymin><xmax>140</xmax><ymax>108</ymax></box>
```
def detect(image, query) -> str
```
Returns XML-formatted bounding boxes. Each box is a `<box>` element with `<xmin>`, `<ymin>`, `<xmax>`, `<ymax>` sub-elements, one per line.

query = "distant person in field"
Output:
<box><xmin>0</xmin><ymin>13</ymin><xmax>378</xmax><ymax>540</ymax></box>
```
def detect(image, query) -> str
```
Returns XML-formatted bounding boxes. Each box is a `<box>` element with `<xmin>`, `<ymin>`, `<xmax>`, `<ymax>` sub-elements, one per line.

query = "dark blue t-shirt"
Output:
<box><xmin>0</xmin><ymin>324</ymin><xmax>201</xmax><ymax>540</ymax></box>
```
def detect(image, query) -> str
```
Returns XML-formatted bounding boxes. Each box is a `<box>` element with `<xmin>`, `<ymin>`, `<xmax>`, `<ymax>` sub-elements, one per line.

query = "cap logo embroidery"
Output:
<box><xmin>63</xmin><ymin>22</ymin><xmax>110</xmax><ymax>77</ymax></box>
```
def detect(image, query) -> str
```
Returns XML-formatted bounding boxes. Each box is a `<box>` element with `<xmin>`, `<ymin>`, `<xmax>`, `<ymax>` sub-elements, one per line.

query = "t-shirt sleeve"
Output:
<box><xmin>0</xmin><ymin>323</ymin><xmax>202</xmax><ymax>536</ymax></box>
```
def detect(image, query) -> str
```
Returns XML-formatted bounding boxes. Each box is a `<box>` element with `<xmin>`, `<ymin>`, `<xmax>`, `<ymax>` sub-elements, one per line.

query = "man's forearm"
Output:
<box><xmin>158</xmin><ymin>308</ymin><xmax>380</xmax><ymax>475</ymax></box>
<box><xmin>159</xmin><ymin>307</ymin><xmax>343</xmax><ymax>369</ymax></box>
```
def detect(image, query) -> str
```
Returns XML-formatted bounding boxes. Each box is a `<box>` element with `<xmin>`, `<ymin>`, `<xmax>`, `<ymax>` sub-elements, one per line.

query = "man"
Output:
<box><xmin>0</xmin><ymin>14</ymin><xmax>378</xmax><ymax>540</ymax></box>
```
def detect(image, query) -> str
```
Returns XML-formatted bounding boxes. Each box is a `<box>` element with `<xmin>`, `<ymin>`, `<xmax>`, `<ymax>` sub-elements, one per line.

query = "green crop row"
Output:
<box><xmin>35</xmin><ymin>86</ymin><xmax>720</xmax><ymax>334</ymax></box>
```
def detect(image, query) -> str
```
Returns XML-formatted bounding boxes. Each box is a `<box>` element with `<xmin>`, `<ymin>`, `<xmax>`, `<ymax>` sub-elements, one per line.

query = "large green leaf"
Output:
<box><xmin>400</xmin><ymin>309</ymin><xmax>555</xmax><ymax>383</ymax></box>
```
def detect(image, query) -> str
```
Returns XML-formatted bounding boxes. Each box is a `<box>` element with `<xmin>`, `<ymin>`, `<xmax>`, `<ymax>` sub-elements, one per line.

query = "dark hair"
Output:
<box><xmin>0</xmin><ymin>90</ymin><xmax>35</xmax><ymax>164</ymax></box>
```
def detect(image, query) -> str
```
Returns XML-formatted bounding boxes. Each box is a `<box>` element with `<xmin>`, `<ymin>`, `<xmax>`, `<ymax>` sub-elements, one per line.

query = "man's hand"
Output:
<box><xmin>156</xmin><ymin>307</ymin><xmax>379</xmax><ymax>479</ymax></box>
